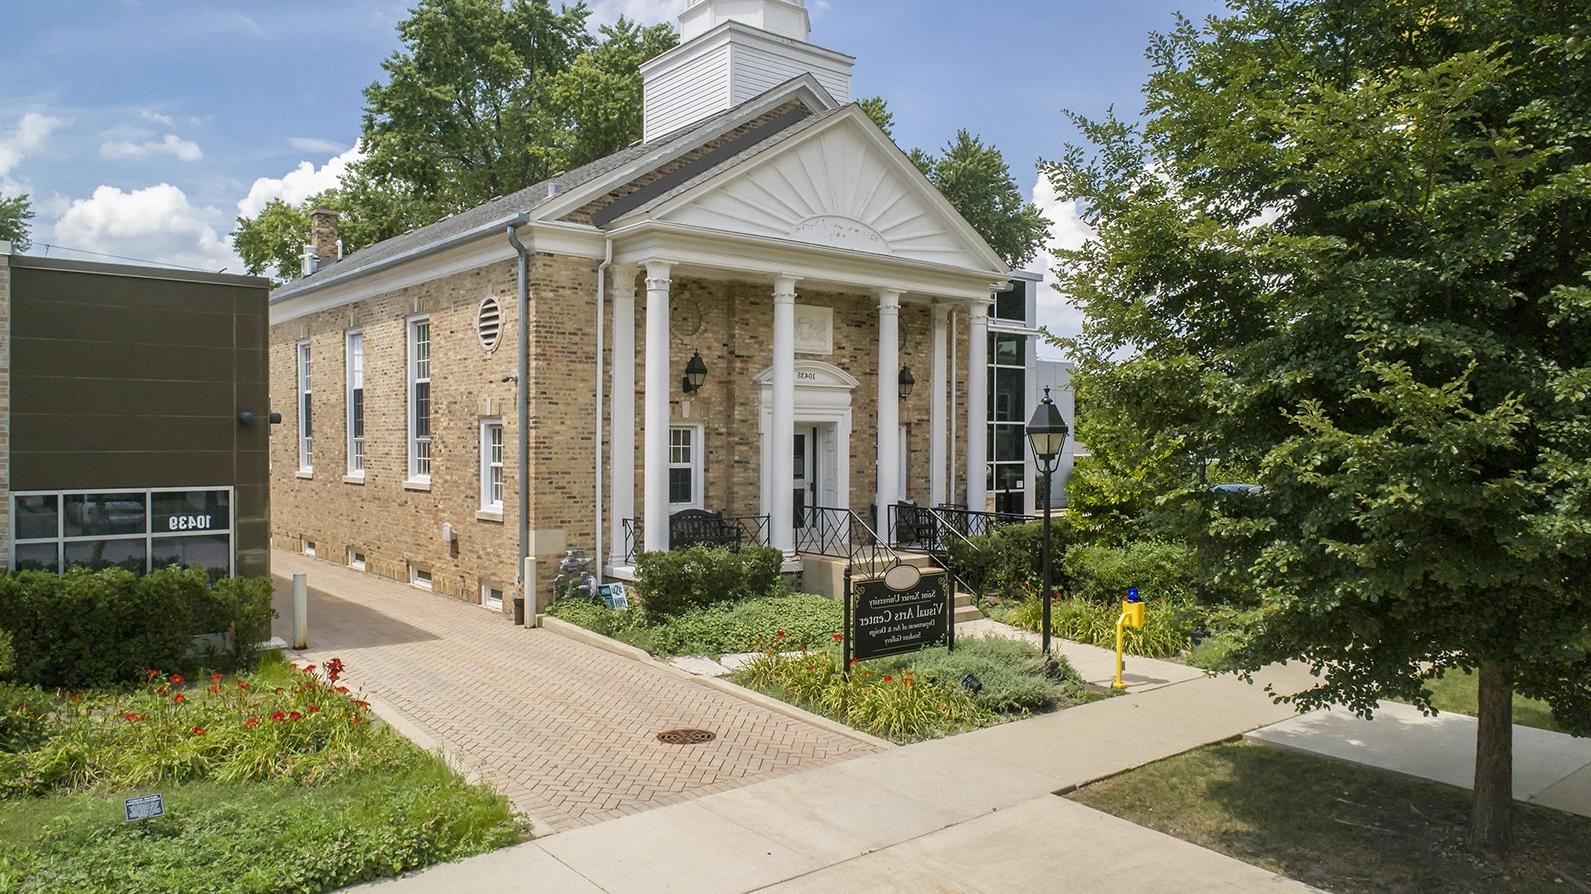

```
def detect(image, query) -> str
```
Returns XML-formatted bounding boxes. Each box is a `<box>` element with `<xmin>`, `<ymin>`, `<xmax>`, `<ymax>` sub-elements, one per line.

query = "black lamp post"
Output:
<box><xmin>897</xmin><ymin>366</ymin><xmax>915</xmax><ymax>400</ymax></box>
<box><xmin>682</xmin><ymin>351</ymin><xmax>708</xmax><ymax>394</ymax></box>
<box><xmin>1025</xmin><ymin>387</ymin><xmax>1069</xmax><ymax>659</ymax></box>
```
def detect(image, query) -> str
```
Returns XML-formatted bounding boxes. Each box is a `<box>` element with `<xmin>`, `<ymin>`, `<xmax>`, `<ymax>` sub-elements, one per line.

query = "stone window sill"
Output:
<box><xmin>403</xmin><ymin>478</ymin><xmax>432</xmax><ymax>492</ymax></box>
<box><xmin>296</xmin><ymin>469</ymin><xmax>314</xmax><ymax>480</ymax></box>
<box><xmin>475</xmin><ymin>509</ymin><xmax>504</xmax><ymax>523</ymax></box>
<box><xmin>343</xmin><ymin>474</ymin><xmax>365</xmax><ymax>486</ymax></box>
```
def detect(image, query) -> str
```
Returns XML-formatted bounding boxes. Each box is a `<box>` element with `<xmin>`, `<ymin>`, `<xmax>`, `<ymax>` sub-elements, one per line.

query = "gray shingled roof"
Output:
<box><xmin>271</xmin><ymin>78</ymin><xmax>828</xmax><ymax>302</ymax></box>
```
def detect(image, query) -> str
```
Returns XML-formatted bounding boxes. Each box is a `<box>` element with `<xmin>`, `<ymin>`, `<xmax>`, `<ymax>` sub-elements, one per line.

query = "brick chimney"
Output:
<box><xmin>309</xmin><ymin>206</ymin><xmax>340</xmax><ymax>268</ymax></box>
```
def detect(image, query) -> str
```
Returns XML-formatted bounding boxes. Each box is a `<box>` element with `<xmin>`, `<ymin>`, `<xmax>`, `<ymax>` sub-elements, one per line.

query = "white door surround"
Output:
<box><xmin>756</xmin><ymin>360</ymin><xmax>855</xmax><ymax>527</ymax></box>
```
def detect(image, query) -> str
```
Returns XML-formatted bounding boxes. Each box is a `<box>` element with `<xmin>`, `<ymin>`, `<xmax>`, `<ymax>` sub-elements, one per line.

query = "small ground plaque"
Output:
<box><xmin>124</xmin><ymin>794</ymin><xmax>164</xmax><ymax>822</ymax></box>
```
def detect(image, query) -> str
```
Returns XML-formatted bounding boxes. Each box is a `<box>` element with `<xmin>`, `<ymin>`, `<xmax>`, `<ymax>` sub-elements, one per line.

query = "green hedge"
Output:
<box><xmin>1062</xmin><ymin>540</ymin><xmax>1196</xmax><ymax>604</ymax></box>
<box><xmin>548</xmin><ymin>594</ymin><xmax>841</xmax><ymax>658</ymax></box>
<box><xmin>944</xmin><ymin>521</ymin><xmax>1067</xmax><ymax>603</ymax></box>
<box><xmin>0</xmin><ymin>567</ymin><xmax>275</xmax><ymax>689</ymax></box>
<box><xmin>633</xmin><ymin>545</ymin><xmax>785</xmax><ymax>622</ymax></box>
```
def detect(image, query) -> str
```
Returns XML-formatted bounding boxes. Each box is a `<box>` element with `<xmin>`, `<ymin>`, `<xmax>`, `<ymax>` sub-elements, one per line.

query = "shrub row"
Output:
<box><xmin>548</xmin><ymin>593</ymin><xmax>842</xmax><ymax>657</ymax></box>
<box><xmin>1004</xmin><ymin>595</ymin><xmax>1198</xmax><ymax>658</ymax></box>
<box><xmin>633</xmin><ymin>545</ymin><xmax>786</xmax><ymax>622</ymax></box>
<box><xmin>0</xmin><ymin>567</ymin><xmax>275</xmax><ymax>689</ymax></box>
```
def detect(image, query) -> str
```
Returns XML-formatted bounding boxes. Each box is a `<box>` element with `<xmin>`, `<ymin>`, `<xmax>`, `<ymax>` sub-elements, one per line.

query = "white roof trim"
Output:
<box><xmin>609</xmin><ymin>105</ymin><xmax>1010</xmax><ymax>275</ymax></box>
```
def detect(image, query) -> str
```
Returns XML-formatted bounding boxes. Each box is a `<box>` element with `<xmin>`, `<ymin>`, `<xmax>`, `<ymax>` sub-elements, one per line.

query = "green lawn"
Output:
<box><xmin>1395</xmin><ymin>669</ymin><xmax>1561</xmax><ymax>733</ymax></box>
<box><xmin>1070</xmin><ymin>741</ymin><xmax>1591</xmax><ymax>894</ymax></box>
<box><xmin>0</xmin><ymin>656</ymin><xmax>520</xmax><ymax>893</ymax></box>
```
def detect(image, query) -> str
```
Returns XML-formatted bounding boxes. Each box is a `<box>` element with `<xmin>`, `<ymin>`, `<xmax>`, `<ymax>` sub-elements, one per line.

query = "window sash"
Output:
<box><xmin>347</xmin><ymin>332</ymin><xmax>365</xmax><ymax>475</ymax></box>
<box><xmin>408</xmin><ymin>318</ymin><xmax>432</xmax><ymax>480</ymax></box>
<box><xmin>480</xmin><ymin>420</ymin><xmax>504</xmax><ymax>510</ymax></box>
<box><xmin>297</xmin><ymin>342</ymin><xmax>313</xmax><ymax>470</ymax></box>
<box><xmin>667</xmin><ymin>426</ymin><xmax>701</xmax><ymax>508</ymax></box>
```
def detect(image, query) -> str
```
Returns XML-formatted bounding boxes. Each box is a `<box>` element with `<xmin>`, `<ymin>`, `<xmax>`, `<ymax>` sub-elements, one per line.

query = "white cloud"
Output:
<box><xmin>1030</xmin><ymin>172</ymin><xmax>1095</xmax><ymax>351</ymax></box>
<box><xmin>236</xmin><ymin>146</ymin><xmax>362</xmax><ymax>219</ymax></box>
<box><xmin>0</xmin><ymin>112</ymin><xmax>66</xmax><ymax>178</ymax></box>
<box><xmin>286</xmin><ymin>136</ymin><xmax>346</xmax><ymax>154</ymax></box>
<box><xmin>100</xmin><ymin>133</ymin><xmax>204</xmax><ymax>162</ymax></box>
<box><xmin>139</xmin><ymin>110</ymin><xmax>175</xmax><ymax>127</ymax></box>
<box><xmin>587</xmin><ymin>0</ymin><xmax>681</xmax><ymax>25</ymax></box>
<box><xmin>52</xmin><ymin>183</ymin><xmax>240</xmax><ymax>272</ymax></box>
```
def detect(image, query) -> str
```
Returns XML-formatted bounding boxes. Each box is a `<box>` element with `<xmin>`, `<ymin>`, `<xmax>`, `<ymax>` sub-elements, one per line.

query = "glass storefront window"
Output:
<box><xmin>63</xmin><ymin>493</ymin><xmax>147</xmax><ymax>537</ymax></box>
<box><xmin>993</xmin><ymin>282</ymin><xmax>1026</xmax><ymax>322</ymax></box>
<box><xmin>12</xmin><ymin>488</ymin><xmax>233</xmax><ymax>577</ymax></box>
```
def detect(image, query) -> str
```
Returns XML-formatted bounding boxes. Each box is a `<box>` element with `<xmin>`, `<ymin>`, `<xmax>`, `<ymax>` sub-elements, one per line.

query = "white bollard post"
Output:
<box><xmin>292</xmin><ymin>573</ymin><xmax>308</xmax><ymax>649</ymax></box>
<box><xmin>523</xmin><ymin>557</ymin><xmax>538</xmax><ymax>629</ymax></box>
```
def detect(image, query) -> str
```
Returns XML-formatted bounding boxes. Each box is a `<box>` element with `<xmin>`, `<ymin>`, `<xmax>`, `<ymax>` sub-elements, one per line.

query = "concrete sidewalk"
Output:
<box><xmin>1247</xmin><ymin>699</ymin><xmax>1591</xmax><ymax>818</ymax></box>
<box><xmin>356</xmin><ymin>662</ymin><xmax>1323</xmax><ymax>893</ymax></box>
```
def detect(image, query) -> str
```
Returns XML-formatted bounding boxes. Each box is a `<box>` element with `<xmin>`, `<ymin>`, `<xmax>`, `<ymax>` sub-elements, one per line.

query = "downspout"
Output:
<box><xmin>594</xmin><ymin>238</ymin><xmax>612</xmax><ymax>580</ymax></box>
<box><xmin>505</xmin><ymin>218</ymin><xmax>532</xmax><ymax>626</ymax></box>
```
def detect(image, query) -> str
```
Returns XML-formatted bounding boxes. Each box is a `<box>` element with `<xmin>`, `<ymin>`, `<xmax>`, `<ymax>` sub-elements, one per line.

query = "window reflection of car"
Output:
<box><xmin>68</xmin><ymin>498</ymin><xmax>145</xmax><ymax>532</ymax></box>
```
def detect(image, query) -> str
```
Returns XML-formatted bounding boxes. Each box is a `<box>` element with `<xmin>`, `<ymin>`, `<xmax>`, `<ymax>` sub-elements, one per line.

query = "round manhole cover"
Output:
<box><xmin>656</xmin><ymin>728</ymin><xmax>716</xmax><ymax>745</ymax></box>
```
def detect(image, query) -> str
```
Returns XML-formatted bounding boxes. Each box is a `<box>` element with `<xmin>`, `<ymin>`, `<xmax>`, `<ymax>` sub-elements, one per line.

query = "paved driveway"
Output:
<box><xmin>269</xmin><ymin>550</ymin><xmax>874</xmax><ymax>831</ymax></box>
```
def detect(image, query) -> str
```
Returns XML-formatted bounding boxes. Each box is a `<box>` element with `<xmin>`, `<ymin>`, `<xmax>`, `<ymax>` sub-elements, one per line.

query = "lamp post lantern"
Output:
<box><xmin>897</xmin><ymin>365</ymin><xmax>915</xmax><ymax>400</ymax></box>
<box><xmin>1025</xmin><ymin>386</ymin><xmax>1069</xmax><ymax>659</ymax></box>
<box><xmin>681</xmin><ymin>351</ymin><xmax>708</xmax><ymax>394</ymax></box>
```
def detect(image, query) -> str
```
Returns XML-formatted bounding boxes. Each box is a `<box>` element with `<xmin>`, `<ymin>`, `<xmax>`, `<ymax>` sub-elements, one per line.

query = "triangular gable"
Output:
<box><xmin>615</xmin><ymin>106</ymin><xmax>1009</xmax><ymax>274</ymax></box>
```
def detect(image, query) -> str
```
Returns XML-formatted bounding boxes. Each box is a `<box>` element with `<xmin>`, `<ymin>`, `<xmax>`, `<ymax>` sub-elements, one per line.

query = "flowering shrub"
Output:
<box><xmin>1</xmin><ymin>657</ymin><xmax>400</xmax><ymax>797</ymax></box>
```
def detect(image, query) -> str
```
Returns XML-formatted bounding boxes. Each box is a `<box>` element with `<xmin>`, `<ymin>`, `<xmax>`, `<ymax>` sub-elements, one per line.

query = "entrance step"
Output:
<box><xmin>953</xmin><ymin>591</ymin><xmax>983</xmax><ymax>623</ymax></box>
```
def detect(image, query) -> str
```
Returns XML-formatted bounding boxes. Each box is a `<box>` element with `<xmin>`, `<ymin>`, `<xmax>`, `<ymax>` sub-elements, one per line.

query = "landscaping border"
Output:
<box><xmin>536</xmin><ymin>613</ymin><xmax>894</xmax><ymax>750</ymax></box>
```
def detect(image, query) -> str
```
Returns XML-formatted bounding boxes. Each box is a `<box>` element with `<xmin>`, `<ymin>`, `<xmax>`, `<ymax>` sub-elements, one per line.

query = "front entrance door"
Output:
<box><xmin>793</xmin><ymin>425</ymin><xmax>819</xmax><ymax>530</ymax></box>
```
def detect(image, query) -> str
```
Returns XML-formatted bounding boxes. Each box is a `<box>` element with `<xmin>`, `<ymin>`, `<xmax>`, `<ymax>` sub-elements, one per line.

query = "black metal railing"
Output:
<box><xmin>931</xmin><ymin>504</ymin><xmax>1032</xmax><ymax>540</ymax></box>
<box><xmin>794</xmin><ymin>505</ymin><xmax>905</xmax><ymax>576</ymax></box>
<box><xmin>620</xmin><ymin>512</ymin><xmax>772</xmax><ymax>564</ymax></box>
<box><xmin>888</xmin><ymin>503</ymin><xmax>983</xmax><ymax>596</ymax></box>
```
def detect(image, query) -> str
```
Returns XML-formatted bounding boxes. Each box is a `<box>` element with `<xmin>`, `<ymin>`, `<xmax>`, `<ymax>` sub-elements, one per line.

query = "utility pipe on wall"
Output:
<box><xmin>505</xmin><ymin>219</ymin><xmax>532</xmax><ymax>626</ymax></box>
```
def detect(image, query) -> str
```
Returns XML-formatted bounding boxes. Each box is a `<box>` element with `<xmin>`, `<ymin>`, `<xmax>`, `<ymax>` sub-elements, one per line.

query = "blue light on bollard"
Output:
<box><xmin>1127</xmin><ymin>587</ymin><xmax>1141</xmax><ymax>603</ymax></box>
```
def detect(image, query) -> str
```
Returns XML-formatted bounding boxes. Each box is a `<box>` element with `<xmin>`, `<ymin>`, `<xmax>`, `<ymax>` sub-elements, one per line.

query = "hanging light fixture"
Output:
<box><xmin>897</xmin><ymin>365</ymin><xmax>915</xmax><ymax>400</ymax></box>
<box><xmin>682</xmin><ymin>351</ymin><xmax>708</xmax><ymax>394</ymax></box>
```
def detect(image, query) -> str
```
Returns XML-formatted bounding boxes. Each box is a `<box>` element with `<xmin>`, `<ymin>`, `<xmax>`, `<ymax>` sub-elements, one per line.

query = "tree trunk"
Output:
<box><xmin>1470</xmin><ymin>659</ymin><xmax>1515</xmax><ymax>857</ymax></box>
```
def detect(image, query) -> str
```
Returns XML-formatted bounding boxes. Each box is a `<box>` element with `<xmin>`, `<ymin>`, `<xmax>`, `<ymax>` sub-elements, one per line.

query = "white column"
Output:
<box><xmin>965</xmin><ymin>303</ymin><xmax>989</xmax><ymax>512</ymax></box>
<box><xmin>642</xmin><ymin>260</ymin><xmax>673</xmax><ymax>551</ymax></box>
<box><xmin>608</xmin><ymin>264</ymin><xmax>637</xmax><ymax>566</ymax></box>
<box><xmin>770</xmin><ymin>275</ymin><xmax>798</xmax><ymax>554</ymax></box>
<box><xmin>929</xmin><ymin>303</ymin><xmax>949</xmax><ymax>507</ymax></box>
<box><xmin>875</xmin><ymin>289</ymin><xmax>901</xmax><ymax>530</ymax></box>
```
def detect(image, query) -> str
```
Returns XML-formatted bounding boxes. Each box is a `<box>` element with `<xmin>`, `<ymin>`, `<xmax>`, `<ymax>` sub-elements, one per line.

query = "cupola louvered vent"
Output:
<box><xmin>477</xmin><ymin>296</ymin><xmax>503</xmax><ymax>353</ymax></box>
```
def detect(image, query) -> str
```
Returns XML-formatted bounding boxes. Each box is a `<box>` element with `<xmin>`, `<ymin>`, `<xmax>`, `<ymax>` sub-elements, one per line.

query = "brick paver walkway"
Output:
<box><xmin>269</xmin><ymin>550</ymin><xmax>874</xmax><ymax>831</ymax></box>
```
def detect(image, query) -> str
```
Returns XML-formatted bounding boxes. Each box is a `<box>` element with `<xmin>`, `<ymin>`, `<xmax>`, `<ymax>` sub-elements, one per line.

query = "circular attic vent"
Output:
<box><xmin>477</xmin><ymin>296</ymin><xmax>503</xmax><ymax>353</ymax></box>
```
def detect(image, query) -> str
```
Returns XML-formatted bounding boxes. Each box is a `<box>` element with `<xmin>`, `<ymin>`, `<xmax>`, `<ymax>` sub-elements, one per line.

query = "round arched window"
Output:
<box><xmin>477</xmin><ymin>296</ymin><xmax>503</xmax><ymax>353</ymax></box>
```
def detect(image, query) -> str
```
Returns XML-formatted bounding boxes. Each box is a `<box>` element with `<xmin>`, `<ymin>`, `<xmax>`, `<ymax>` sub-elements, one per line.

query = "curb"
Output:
<box><xmin>536</xmin><ymin>614</ymin><xmax>894</xmax><ymax>750</ymax></box>
<box><xmin>692</xmin><ymin>674</ymin><xmax>896</xmax><ymax>750</ymax></box>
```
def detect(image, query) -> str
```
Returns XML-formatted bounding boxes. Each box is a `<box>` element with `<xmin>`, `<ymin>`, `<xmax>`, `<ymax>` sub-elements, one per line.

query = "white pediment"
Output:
<box><xmin>648</xmin><ymin>111</ymin><xmax>1006</xmax><ymax>273</ymax></box>
<box><xmin>752</xmin><ymin>358</ymin><xmax>858</xmax><ymax>390</ymax></box>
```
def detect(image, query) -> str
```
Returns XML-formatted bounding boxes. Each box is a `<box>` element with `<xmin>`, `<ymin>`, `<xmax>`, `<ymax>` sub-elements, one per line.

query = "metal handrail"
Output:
<box><xmin>889</xmin><ymin>503</ymin><xmax>982</xmax><ymax>597</ymax></box>
<box><xmin>794</xmin><ymin>505</ymin><xmax>905</xmax><ymax>576</ymax></box>
<box><xmin>931</xmin><ymin>503</ymin><xmax>1032</xmax><ymax>540</ymax></box>
<box><xmin>621</xmin><ymin>513</ymin><xmax>771</xmax><ymax>564</ymax></box>
<box><xmin>621</xmin><ymin>518</ymin><xmax>643</xmax><ymax>564</ymax></box>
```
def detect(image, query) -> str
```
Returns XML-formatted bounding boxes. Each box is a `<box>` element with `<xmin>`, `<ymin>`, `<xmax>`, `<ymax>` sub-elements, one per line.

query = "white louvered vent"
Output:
<box><xmin>477</xmin><ymin>296</ymin><xmax>503</xmax><ymax>353</ymax></box>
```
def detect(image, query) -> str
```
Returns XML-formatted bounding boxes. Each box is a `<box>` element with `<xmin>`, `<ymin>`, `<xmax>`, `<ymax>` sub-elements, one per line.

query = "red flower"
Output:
<box><xmin>122</xmin><ymin>711</ymin><xmax>140</xmax><ymax>722</ymax></box>
<box><xmin>155</xmin><ymin>686</ymin><xmax>169</xmax><ymax>696</ymax></box>
<box><xmin>237</xmin><ymin>681</ymin><xmax>250</xmax><ymax>691</ymax></box>
<box><xmin>883</xmin><ymin>674</ymin><xmax>893</xmax><ymax>682</ymax></box>
<box><xmin>335</xmin><ymin>686</ymin><xmax>349</xmax><ymax>694</ymax></box>
<box><xmin>848</xmin><ymin>658</ymin><xmax>859</xmax><ymax>666</ymax></box>
<box><xmin>354</xmin><ymin>699</ymin><xmax>369</xmax><ymax>708</ymax></box>
<box><xmin>211</xmin><ymin>673</ymin><xmax>223</xmax><ymax>683</ymax></box>
<box><xmin>146</xmin><ymin>669</ymin><xmax>159</xmax><ymax>679</ymax></box>
<box><xmin>270</xmin><ymin>710</ymin><xmax>286</xmax><ymax>723</ymax></box>
<box><xmin>288</xmin><ymin>710</ymin><xmax>303</xmax><ymax>721</ymax></box>
<box><xmin>170</xmin><ymin>674</ymin><xmax>184</xmax><ymax>684</ymax></box>
<box><xmin>190</xmin><ymin>726</ymin><xmax>205</xmax><ymax>736</ymax></box>
<box><xmin>245</xmin><ymin>716</ymin><xmax>260</xmax><ymax>729</ymax></box>
<box><xmin>308</xmin><ymin>704</ymin><xmax>321</xmax><ymax>714</ymax></box>
<box><xmin>302</xmin><ymin>664</ymin><xmax>316</xmax><ymax>674</ymax></box>
<box><xmin>349</xmin><ymin>715</ymin><xmax>362</xmax><ymax>726</ymax></box>
<box><xmin>832</xmin><ymin>633</ymin><xmax>843</xmax><ymax>642</ymax></box>
<box><xmin>776</xmin><ymin>630</ymin><xmax>786</xmax><ymax>638</ymax></box>
<box><xmin>208</xmin><ymin>685</ymin><xmax>221</xmax><ymax>694</ymax></box>
<box><xmin>173</xmin><ymin>693</ymin><xmax>186</xmax><ymax>704</ymax></box>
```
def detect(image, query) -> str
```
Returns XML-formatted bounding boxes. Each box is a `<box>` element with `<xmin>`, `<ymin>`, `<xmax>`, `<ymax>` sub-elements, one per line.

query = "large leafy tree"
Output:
<box><xmin>0</xmin><ymin>193</ymin><xmax>33</xmax><ymax>250</ymax></box>
<box><xmin>1046</xmin><ymin>0</ymin><xmax>1590</xmax><ymax>855</ymax></box>
<box><xmin>233</xmin><ymin>0</ymin><xmax>675</xmax><ymax>277</ymax></box>
<box><xmin>232</xmin><ymin>199</ymin><xmax>311</xmax><ymax>282</ymax></box>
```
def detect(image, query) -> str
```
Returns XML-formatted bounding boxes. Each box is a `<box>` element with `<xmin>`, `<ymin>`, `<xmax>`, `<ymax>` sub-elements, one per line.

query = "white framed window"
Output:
<box><xmin>346</xmin><ymin>330</ymin><xmax>365</xmax><ymax>476</ymax></box>
<box><xmin>479</xmin><ymin>418</ymin><xmax>504</xmax><ymax>512</ymax></box>
<box><xmin>296</xmin><ymin>341</ymin><xmax>313</xmax><ymax>472</ymax></box>
<box><xmin>667</xmin><ymin>425</ymin><xmax>703</xmax><ymax>509</ymax></box>
<box><xmin>480</xmin><ymin>580</ymin><xmax>504</xmax><ymax>612</ymax></box>
<box><xmin>409</xmin><ymin>564</ymin><xmax>432</xmax><ymax>590</ymax></box>
<box><xmin>301</xmin><ymin>537</ymin><xmax>316</xmax><ymax>558</ymax></box>
<box><xmin>11</xmin><ymin>487</ymin><xmax>235</xmax><ymax>579</ymax></box>
<box><xmin>407</xmin><ymin>316</ymin><xmax>432</xmax><ymax>482</ymax></box>
<box><xmin>347</xmin><ymin>547</ymin><xmax>366</xmax><ymax>571</ymax></box>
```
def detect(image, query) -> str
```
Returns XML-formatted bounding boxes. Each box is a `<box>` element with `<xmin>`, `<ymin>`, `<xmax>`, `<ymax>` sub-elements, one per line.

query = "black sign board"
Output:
<box><xmin>848</xmin><ymin>569</ymin><xmax>951</xmax><ymax>662</ymax></box>
<box><xmin>124</xmin><ymin>793</ymin><xmax>164</xmax><ymax>822</ymax></box>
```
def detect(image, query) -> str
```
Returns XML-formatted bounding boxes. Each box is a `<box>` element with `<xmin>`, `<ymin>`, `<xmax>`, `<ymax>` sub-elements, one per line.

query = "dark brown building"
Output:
<box><xmin>0</xmin><ymin>245</ymin><xmax>271</xmax><ymax>579</ymax></box>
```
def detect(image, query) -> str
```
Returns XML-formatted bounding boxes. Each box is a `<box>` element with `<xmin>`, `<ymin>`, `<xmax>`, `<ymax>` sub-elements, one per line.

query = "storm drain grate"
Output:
<box><xmin>656</xmin><ymin>728</ymin><xmax>716</xmax><ymax>745</ymax></box>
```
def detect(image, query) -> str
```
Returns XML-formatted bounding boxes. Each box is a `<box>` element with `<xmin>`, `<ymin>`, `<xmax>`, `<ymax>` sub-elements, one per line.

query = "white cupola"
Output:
<box><xmin>641</xmin><ymin>0</ymin><xmax>854</xmax><ymax>141</ymax></box>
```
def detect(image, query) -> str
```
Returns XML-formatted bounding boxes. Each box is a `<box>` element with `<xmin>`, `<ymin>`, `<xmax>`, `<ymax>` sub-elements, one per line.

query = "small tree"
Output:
<box><xmin>0</xmin><ymin>193</ymin><xmax>33</xmax><ymax>250</ymax></box>
<box><xmin>1046</xmin><ymin>0</ymin><xmax>1591</xmax><ymax>855</ymax></box>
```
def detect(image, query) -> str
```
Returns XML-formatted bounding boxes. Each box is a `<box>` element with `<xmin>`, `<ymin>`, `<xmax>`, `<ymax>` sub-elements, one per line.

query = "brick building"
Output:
<box><xmin>268</xmin><ymin>0</ymin><xmax>1070</xmax><ymax>614</ymax></box>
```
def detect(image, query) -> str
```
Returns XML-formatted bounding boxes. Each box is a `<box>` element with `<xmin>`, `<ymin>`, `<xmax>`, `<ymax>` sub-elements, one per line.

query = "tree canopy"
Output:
<box><xmin>0</xmin><ymin>193</ymin><xmax>33</xmax><ymax>251</ymax></box>
<box><xmin>1046</xmin><ymin>0</ymin><xmax>1590</xmax><ymax>854</ymax></box>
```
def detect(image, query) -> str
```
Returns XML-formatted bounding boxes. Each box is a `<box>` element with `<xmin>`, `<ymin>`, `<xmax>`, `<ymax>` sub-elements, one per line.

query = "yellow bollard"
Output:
<box><xmin>1112</xmin><ymin>589</ymin><xmax>1147</xmax><ymax>691</ymax></box>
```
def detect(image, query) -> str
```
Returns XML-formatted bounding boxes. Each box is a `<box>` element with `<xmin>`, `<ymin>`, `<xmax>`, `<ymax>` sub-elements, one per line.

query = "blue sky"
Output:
<box><xmin>1</xmin><ymin>0</ymin><xmax>1227</xmax><ymax>340</ymax></box>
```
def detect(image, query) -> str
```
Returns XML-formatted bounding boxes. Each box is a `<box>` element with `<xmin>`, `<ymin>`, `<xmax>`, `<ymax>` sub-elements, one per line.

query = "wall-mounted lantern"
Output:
<box><xmin>682</xmin><ymin>351</ymin><xmax>708</xmax><ymax>394</ymax></box>
<box><xmin>897</xmin><ymin>366</ymin><xmax>915</xmax><ymax>400</ymax></box>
